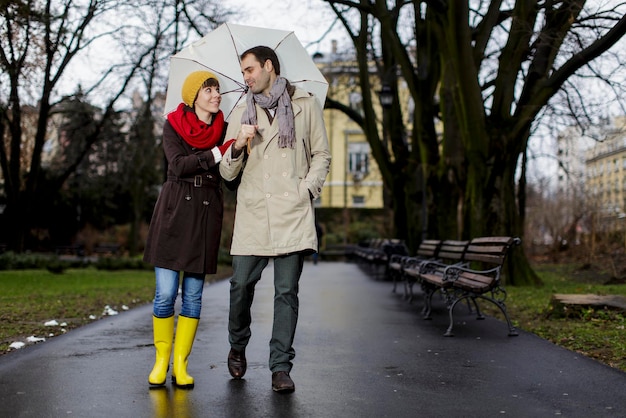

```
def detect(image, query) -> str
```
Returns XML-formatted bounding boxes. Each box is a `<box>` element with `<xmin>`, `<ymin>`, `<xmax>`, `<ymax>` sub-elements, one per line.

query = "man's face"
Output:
<box><xmin>241</xmin><ymin>54</ymin><xmax>273</xmax><ymax>96</ymax></box>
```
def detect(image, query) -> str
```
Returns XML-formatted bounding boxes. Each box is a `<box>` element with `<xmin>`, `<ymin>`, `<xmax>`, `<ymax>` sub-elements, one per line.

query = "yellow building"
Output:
<box><xmin>315</xmin><ymin>47</ymin><xmax>385</xmax><ymax>210</ymax></box>
<box><xmin>585</xmin><ymin>116</ymin><xmax>626</xmax><ymax>230</ymax></box>
<box><xmin>321</xmin><ymin>110</ymin><xmax>385</xmax><ymax>209</ymax></box>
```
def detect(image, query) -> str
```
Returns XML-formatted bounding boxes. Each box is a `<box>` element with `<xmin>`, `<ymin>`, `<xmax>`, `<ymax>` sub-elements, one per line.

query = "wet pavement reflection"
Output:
<box><xmin>1</xmin><ymin>261</ymin><xmax>625</xmax><ymax>417</ymax></box>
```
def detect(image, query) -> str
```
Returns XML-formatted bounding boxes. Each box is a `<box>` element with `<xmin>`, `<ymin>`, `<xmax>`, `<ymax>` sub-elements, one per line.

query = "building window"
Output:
<box><xmin>352</xmin><ymin>195</ymin><xmax>365</xmax><ymax>207</ymax></box>
<box><xmin>348</xmin><ymin>142</ymin><xmax>370</xmax><ymax>176</ymax></box>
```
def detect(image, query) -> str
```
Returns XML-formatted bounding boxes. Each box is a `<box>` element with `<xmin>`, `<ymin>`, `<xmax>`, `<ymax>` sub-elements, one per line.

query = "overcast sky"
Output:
<box><xmin>224</xmin><ymin>0</ymin><xmax>347</xmax><ymax>55</ymax></box>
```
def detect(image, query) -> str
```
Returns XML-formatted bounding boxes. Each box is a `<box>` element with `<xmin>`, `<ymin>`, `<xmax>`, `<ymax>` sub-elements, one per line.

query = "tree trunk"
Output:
<box><xmin>128</xmin><ymin>209</ymin><xmax>141</xmax><ymax>257</ymax></box>
<box><xmin>506</xmin><ymin>244</ymin><xmax>543</xmax><ymax>286</ymax></box>
<box><xmin>433</xmin><ymin>52</ymin><xmax>466</xmax><ymax>240</ymax></box>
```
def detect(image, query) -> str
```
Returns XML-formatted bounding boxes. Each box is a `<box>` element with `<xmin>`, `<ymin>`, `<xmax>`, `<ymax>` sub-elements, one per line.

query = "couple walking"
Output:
<box><xmin>143</xmin><ymin>45</ymin><xmax>331</xmax><ymax>393</ymax></box>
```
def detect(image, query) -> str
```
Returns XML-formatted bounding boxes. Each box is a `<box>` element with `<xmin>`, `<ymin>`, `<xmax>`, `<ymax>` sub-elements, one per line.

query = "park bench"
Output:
<box><xmin>388</xmin><ymin>239</ymin><xmax>442</xmax><ymax>299</ymax></box>
<box><xmin>405</xmin><ymin>240</ymin><xmax>469</xmax><ymax>309</ymax></box>
<box><xmin>354</xmin><ymin>238</ymin><xmax>409</xmax><ymax>279</ymax></box>
<box><xmin>94</xmin><ymin>242</ymin><xmax>121</xmax><ymax>256</ymax></box>
<box><xmin>418</xmin><ymin>236</ymin><xmax>521</xmax><ymax>337</ymax></box>
<box><xmin>352</xmin><ymin>238</ymin><xmax>386</xmax><ymax>263</ymax></box>
<box><xmin>55</xmin><ymin>243</ymin><xmax>86</xmax><ymax>257</ymax></box>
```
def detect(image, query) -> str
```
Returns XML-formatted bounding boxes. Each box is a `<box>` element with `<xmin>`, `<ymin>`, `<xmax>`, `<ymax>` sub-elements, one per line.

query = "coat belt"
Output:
<box><xmin>167</xmin><ymin>175</ymin><xmax>219</xmax><ymax>188</ymax></box>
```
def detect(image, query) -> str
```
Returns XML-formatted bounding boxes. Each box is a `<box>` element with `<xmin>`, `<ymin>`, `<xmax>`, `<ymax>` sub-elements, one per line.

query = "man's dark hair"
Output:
<box><xmin>241</xmin><ymin>46</ymin><xmax>280</xmax><ymax>75</ymax></box>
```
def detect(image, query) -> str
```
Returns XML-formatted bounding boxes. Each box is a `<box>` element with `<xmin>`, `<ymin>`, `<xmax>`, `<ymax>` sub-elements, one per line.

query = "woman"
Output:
<box><xmin>143</xmin><ymin>71</ymin><xmax>234</xmax><ymax>388</ymax></box>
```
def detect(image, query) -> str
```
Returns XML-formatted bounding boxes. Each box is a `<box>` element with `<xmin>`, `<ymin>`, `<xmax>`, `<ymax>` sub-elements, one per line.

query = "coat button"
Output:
<box><xmin>266</xmin><ymin>193</ymin><xmax>271</xmax><ymax>198</ymax></box>
<box><xmin>281</xmin><ymin>153</ymin><xmax>287</xmax><ymax>158</ymax></box>
<box><xmin>264</xmin><ymin>154</ymin><xmax>269</xmax><ymax>159</ymax></box>
<box><xmin>282</xmin><ymin>172</ymin><xmax>287</xmax><ymax>177</ymax></box>
<box><xmin>203</xmin><ymin>200</ymin><xmax>209</xmax><ymax>206</ymax></box>
<box><xmin>264</xmin><ymin>173</ymin><xmax>270</xmax><ymax>179</ymax></box>
<box><xmin>284</xmin><ymin>192</ymin><xmax>289</xmax><ymax>196</ymax></box>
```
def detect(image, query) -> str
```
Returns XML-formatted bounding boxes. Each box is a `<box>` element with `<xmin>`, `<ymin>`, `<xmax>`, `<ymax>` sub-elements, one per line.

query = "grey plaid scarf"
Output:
<box><xmin>242</xmin><ymin>77</ymin><xmax>295</xmax><ymax>149</ymax></box>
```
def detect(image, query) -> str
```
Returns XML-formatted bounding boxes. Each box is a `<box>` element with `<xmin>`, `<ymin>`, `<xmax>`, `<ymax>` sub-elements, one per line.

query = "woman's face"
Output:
<box><xmin>195</xmin><ymin>83</ymin><xmax>221</xmax><ymax>115</ymax></box>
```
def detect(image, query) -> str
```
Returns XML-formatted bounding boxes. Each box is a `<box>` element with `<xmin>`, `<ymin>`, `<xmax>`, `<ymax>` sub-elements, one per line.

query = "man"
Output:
<box><xmin>219</xmin><ymin>45</ymin><xmax>331</xmax><ymax>393</ymax></box>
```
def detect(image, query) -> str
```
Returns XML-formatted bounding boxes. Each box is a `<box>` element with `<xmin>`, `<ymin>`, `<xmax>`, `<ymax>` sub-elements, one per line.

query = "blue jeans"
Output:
<box><xmin>153</xmin><ymin>267</ymin><xmax>205</xmax><ymax>319</ymax></box>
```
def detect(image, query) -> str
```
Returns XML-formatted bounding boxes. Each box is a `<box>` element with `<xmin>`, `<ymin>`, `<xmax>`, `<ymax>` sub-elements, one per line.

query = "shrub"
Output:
<box><xmin>0</xmin><ymin>252</ymin><xmax>53</xmax><ymax>270</ymax></box>
<box><xmin>94</xmin><ymin>256</ymin><xmax>152</xmax><ymax>271</ymax></box>
<box><xmin>0</xmin><ymin>251</ymin><xmax>151</xmax><ymax>271</ymax></box>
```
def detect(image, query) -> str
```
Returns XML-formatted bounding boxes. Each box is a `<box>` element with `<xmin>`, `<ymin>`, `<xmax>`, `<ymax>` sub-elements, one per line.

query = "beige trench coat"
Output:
<box><xmin>220</xmin><ymin>88</ymin><xmax>331</xmax><ymax>256</ymax></box>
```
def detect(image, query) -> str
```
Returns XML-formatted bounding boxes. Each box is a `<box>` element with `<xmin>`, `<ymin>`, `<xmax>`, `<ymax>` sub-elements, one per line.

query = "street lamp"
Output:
<box><xmin>378</xmin><ymin>84</ymin><xmax>393</xmax><ymax>109</ymax></box>
<box><xmin>377</xmin><ymin>83</ymin><xmax>393</xmax><ymax>226</ymax></box>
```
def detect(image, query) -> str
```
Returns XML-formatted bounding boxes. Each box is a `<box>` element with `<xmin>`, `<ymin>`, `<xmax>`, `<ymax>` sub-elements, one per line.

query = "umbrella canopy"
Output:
<box><xmin>164</xmin><ymin>23</ymin><xmax>328</xmax><ymax>121</ymax></box>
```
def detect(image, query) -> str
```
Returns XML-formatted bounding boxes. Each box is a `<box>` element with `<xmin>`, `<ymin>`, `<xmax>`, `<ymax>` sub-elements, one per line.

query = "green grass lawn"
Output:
<box><xmin>0</xmin><ymin>268</ymin><xmax>156</xmax><ymax>352</ymax></box>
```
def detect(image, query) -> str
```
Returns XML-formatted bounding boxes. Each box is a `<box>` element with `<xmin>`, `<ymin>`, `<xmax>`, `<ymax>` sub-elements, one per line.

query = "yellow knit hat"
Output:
<box><xmin>181</xmin><ymin>70</ymin><xmax>218</xmax><ymax>107</ymax></box>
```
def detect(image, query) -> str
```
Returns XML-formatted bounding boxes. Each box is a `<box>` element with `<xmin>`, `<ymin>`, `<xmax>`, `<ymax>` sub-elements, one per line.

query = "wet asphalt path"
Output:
<box><xmin>0</xmin><ymin>261</ymin><xmax>625</xmax><ymax>417</ymax></box>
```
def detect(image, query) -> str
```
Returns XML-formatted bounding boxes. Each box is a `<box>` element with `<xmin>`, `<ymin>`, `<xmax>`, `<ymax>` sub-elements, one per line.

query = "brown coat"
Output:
<box><xmin>143</xmin><ymin>120</ymin><xmax>225</xmax><ymax>274</ymax></box>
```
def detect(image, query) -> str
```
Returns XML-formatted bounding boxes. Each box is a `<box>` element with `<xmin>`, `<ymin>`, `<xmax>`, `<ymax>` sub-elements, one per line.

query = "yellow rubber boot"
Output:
<box><xmin>148</xmin><ymin>315</ymin><xmax>175</xmax><ymax>386</ymax></box>
<box><xmin>172</xmin><ymin>316</ymin><xmax>199</xmax><ymax>388</ymax></box>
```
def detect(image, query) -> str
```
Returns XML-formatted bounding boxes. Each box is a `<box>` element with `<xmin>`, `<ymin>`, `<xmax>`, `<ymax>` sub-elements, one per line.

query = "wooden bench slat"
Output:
<box><xmin>464</xmin><ymin>253</ymin><xmax>506</xmax><ymax>264</ymax></box>
<box><xmin>468</xmin><ymin>236</ymin><xmax>515</xmax><ymax>245</ymax></box>
<box><xmin>421</xmin><ymin>273</ymin><xmax>448</xmax><ymax>287</ymax></box>
<box><xmin>464</xmin><ymin>244</ymin><xmax>507</xmax><ymax>254</ymax></box>
<box><xmin>455</xmin><ymin>273</ymin><xmax>496</xmax><ymax>290</ymax></box>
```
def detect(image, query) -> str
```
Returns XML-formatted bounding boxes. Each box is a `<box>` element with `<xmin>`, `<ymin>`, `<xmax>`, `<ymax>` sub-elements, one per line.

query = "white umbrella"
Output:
<box><xmin>164</xmin><ymin>23</ymin><xmax>329</xmax><ymax>121</ymax></box>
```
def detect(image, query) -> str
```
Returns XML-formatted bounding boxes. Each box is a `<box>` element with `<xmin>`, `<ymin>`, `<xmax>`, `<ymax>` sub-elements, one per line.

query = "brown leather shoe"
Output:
<box><xmin>271</xmin><ymin>371</ymin><xmax>295</xmax><ymax>393</ymax></box>
<box><xmin>227</xmin><ymin>348</ymin><xmax>246</xmax><ymax>379</ymax></box>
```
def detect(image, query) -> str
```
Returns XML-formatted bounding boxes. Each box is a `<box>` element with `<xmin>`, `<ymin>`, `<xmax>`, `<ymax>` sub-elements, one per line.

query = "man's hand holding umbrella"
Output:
<box><xmin>234</xmin><ymin>123</ymin><xmax>258</xmax><ymax>154</ymax></box>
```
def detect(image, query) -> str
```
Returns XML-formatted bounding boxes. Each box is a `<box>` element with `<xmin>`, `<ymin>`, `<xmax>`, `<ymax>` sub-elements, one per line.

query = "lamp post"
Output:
<box><xmin>378</xmin><ymin>83</ymin><xmax>394</xmax><ymax>152</ymax></box>
<box><xmin>378</xmin><ymin>80</ymin><xmax>428</xmax><ymax>242</ymax></box>
<box><xmin>378</xmin><ymin>84</ymin><xmax>394</xmax><ymax>109</ymax></box>
<box><xmin>377</xmin><ymin>83</ymin><xmax>393</xmax><ymax>231</ymax></box>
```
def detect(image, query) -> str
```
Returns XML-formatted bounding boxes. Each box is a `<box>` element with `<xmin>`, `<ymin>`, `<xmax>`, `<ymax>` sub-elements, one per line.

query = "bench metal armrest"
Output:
<box><xmin>442</xmin><ymin>264</ymin><xmax>501</xmax><ymax>283</ymax></box>
<box><xmin>401</xmin><ymin>256</ymin><xmax>423</xmax><ymax>269</ymax></box>
<box><xmin>389</xmin><ymin>254</ymin><xmax>409</xmax><ymax>264</ymax></box>
<box><xmin>419</xmin><ymin>259</ymin><xmax>459</xmax><ymax>275</ymax></box>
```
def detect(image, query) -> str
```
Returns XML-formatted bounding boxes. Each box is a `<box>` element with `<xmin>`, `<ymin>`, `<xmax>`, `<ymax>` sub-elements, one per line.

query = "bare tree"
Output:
<box><xmin>0</xmin><ymin>0</ymin><xmax>231</xmax><ymax>251</ymax></box>
<box><xmin>322</xmin><ymin>0</ymin><xmax>626</xmax><ymax>285</ymax></box>
<box><xmin>1</xmin><ymin>0</ymin><xmax>140</xmax><ymax>251</ymax></box>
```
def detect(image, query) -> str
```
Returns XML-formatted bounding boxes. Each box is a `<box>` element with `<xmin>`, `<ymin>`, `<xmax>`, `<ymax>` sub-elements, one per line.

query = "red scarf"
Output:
<box><xmin>167</xmin><ymin>103</ymin><xmax>224</xmax><ymax>149</ymax></box>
